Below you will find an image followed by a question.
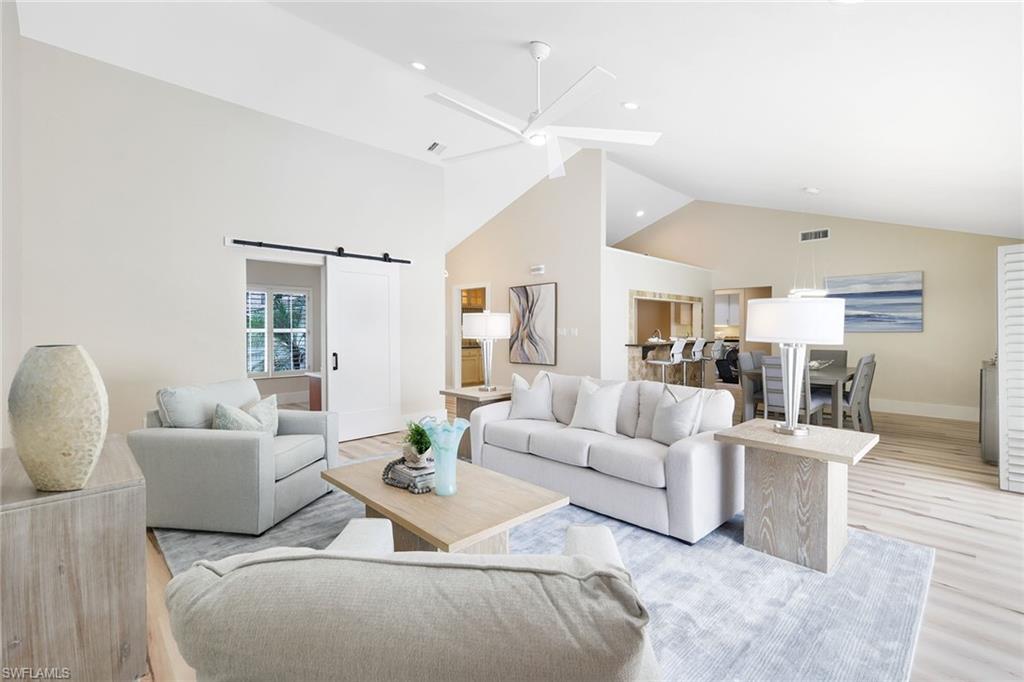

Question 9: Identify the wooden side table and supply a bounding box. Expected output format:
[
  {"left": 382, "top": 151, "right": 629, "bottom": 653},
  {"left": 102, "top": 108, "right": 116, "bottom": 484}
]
[
  {"left": 715, "top": 419, "right": 879, "bottom": 573},
  {"left": 439, "top": 386, "right": 512, "bottom": 461},
  {"left": 1, "top": 436, "right": 147, "bottom": 680}
]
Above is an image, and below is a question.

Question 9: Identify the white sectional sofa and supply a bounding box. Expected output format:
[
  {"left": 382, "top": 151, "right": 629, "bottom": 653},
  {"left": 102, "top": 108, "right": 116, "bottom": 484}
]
[{"left": 471, "top": 373, "right": 744, "bottom": 543}]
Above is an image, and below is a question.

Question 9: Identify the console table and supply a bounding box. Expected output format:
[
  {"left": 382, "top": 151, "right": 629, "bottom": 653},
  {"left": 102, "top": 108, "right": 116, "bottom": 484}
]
[
  {"left": 715, "top": 419, "right": 878, "bottom": 573},
  {"left": 1, "top": 436, "right": 147, "bottom": 680}
]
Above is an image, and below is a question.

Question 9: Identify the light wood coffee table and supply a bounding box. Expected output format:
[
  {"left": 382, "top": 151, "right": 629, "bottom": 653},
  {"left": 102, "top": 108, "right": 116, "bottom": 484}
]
[
  {"left": 322, "top": 459, "right": 569, "bottom": 554},
  {"left": 715, "top": 419, "right": 879, "bottom": 573}
]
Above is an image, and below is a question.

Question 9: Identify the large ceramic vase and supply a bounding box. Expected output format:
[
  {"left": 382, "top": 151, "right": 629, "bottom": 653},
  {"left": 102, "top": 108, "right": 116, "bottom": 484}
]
[
  {"left": 421, "top": 417, "right": 469, "bottom": 496},
  {"left": 8, "top": 345, "right": 109, "bottom": 491}
]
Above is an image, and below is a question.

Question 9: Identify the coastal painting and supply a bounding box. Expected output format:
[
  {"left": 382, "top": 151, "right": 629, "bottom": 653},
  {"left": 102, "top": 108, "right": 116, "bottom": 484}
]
[
  {"left": 509, "top": 282, "right": 557, "bottom": 365},
  {"left": 825, "top": 271, "right": 923, "bottom": 332}
]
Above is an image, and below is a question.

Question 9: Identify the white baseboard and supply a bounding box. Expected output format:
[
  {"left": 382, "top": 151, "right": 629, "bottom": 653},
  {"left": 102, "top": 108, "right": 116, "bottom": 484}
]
[
  {"left": 402, "top": 408, "right": 447, "bottom": 425},
  {"left": 871, "top": 398, "right": 978, "bottom": 422},
  {"left": 272, "top": 390, "right": 307, "bottom": 405}
]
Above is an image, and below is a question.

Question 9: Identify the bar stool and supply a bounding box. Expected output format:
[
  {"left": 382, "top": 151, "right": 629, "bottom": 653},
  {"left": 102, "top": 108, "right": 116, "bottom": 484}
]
[
  {"left": 646, "top": 338, "right": 685, "bottom": 383},
  {"left": 679, "top": 337, "right": 707, "bottom": 387}
]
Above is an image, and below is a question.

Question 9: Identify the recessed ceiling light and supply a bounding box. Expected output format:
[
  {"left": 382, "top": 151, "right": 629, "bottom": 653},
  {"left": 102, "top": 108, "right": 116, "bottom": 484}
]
[
  {"left": 410, "top": 62, "right": 427, "bottom": 71},
  {"left": 803, "top": 186, "right": 821, "bottom": 195},
  {"left": 528, "top": 133, "right": 547, "bottom": 147},
  {"left": 636, "top": 209, "right": 646, "bottom": 217},
  {"left": 622, "top": 102, "right": 640, "bottom": 111}
]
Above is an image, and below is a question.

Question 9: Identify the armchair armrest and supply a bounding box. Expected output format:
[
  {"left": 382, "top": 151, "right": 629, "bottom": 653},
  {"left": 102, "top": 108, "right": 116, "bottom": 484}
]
[
  {"left": 325, "top": 518, "right": 394, "bottom": 554},
  {"left": 127, "top": 427, "right": 275, "bottom": 534},
  {"left": 563, "top": 524, "right": 626, "bottom": 571},
  {"left": 664, "top": 430, "right": 744, "bottom": 543},
  {"left": 278, "top": 409, "right": 340, "bottom": 468},
  {"left": 469, "top": 400, "right": 513, "bottom": 465}
]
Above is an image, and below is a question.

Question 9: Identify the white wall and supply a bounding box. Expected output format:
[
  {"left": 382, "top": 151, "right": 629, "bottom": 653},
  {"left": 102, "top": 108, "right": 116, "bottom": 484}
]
[
  {"left": 1, "top": 2, "right": 22, "bottom": 446},
  {"left": 600, "top": 247, "right": 713, "bottom": 380},
  {"left": 7, "top": 38, "right": 445, "bottom": 435}
]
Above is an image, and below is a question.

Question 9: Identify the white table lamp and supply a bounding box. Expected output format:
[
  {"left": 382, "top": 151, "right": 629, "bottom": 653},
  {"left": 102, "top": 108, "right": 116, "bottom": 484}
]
[
  {"left": 746, "top": 297, "right": 845, "bottom": 436},
  {"left": 462, "top": 311, "right": 511, "bottom": 392}
]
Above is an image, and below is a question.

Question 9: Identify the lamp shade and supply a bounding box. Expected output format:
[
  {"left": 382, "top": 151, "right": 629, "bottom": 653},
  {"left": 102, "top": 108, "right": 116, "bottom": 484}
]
[
  {"left": 462, "top": 311, "right": 511, "bottom": 340},
  {"left": 746, "top": 297, "right": 845, "bottom": 345}
]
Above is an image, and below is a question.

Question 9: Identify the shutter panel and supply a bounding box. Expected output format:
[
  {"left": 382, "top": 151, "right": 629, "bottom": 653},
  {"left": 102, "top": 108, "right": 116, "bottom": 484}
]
[{"left": 998, "top": 244, "right": 1024, "bottom": 493}]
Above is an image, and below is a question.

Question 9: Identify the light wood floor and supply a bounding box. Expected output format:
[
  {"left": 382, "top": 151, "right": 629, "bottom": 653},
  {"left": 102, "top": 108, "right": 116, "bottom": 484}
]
[{"left": 143, "top": 415, "right": 1023, "bottom": 681}]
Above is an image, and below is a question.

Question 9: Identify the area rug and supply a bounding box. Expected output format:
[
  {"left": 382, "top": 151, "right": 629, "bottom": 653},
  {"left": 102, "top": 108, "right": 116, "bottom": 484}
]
[{"left": 154, "top": 490, "right": 933, "bottom": 682}]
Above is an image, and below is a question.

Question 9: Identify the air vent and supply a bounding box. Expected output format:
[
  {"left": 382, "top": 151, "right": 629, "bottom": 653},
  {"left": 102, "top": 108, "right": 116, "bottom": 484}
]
[
  {"left": 426, "top": 141, "right": 447, "bottom": 155},
  {"left": 799, "top": 228, "right": 830, "bottom": 242}
]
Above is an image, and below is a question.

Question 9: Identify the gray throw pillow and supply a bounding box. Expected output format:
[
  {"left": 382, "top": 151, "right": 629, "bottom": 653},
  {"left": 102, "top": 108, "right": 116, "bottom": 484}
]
[
  {"left": 509, "top": 373, "right": 555, "bottom": 421},
  {"left": 651, "top": 387, "right": 703, "bottom": 445},
  {"left": 212, "top": 403, "right": 264, "bottom": 432},
  {"left": 569, "top": 379, "right": 625, "bottom": 436}
]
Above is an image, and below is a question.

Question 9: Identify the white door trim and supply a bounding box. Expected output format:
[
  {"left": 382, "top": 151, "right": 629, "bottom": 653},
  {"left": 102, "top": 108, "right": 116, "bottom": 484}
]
[{"left": 451, "top": 282, "right": 491, "bottom": 389}]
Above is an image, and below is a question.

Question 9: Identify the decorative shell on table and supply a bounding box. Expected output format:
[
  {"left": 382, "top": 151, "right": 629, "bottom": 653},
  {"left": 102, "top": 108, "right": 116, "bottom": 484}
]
[
  {"left": 402, "top": 444, "right": 433, "bottom": 469},
  {"left": 8, "top": 345, "right": 109, "bottom": 491}
]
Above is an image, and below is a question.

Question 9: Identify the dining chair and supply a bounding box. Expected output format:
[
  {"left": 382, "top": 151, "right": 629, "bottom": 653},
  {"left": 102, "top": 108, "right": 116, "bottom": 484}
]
[
  {"left": 751, "top": 350, "right": 767, "bottom": 368},
  {"left": 738, "top": 351, "right": 763, "bottom": 416},
  {"left": 814, "top": 353, "right": 875, "bottom": 432},
  {"left": 761, "top": 356, "right": 828, "bottom": 425},
  {"left": 646, "top": 338, "right": 686, "bottom": 383},
  {"left": 809, "top": 349, "right": 848, "bottom": 368}
]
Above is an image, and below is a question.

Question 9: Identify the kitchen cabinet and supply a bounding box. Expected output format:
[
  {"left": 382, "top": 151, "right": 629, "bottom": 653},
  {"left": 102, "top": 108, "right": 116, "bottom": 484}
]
[
  {"left": 462, "top": 347, "right": 484, "bottom": 386},
  {"left": 715, "top": 293, "right": 741, "bottom": 326}
]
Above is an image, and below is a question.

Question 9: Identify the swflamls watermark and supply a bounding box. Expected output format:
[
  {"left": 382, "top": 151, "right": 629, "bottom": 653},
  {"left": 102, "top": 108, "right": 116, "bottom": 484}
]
[{"left": 1, "top": 668, "right": 71, "bottom": 680}]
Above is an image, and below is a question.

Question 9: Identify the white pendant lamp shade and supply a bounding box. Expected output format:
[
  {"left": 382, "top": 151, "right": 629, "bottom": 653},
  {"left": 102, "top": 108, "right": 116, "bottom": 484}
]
[
  {"left": 746, "top": 297, "right": 845, "bottom": 345},
  {"left": 462, "top": 311, "right": 511, "bottom": 340}
]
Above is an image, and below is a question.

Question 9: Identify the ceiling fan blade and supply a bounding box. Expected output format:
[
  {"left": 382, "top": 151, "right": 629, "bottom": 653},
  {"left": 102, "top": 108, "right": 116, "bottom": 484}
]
[
  {"left": 523, "top": 66, "right": 616, "bottom": 135},
  {"left": 546, "top": 125, "right": 662, "bottom": 146},
  {"left": 546, "top": 135, "right": 565, "bottom": 179},
  {"left": 426, "top": 92, "right": 525, "bottom": 141},
  {"left": 442, "top": 141, "right": 524, "bottom": 163}
]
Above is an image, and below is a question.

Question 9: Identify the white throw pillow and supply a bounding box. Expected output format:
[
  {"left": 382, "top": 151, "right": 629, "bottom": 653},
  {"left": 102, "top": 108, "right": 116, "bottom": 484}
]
[
  {"left": 211, "top": 394, "right": 278, "bottom": 435},
  {"left": 244, "top": 394, "right": 279, "bottom": 435},
  {"left": 569, "top": 379, "right": 625, "bottom": 436},
  {"left": 509, "top": 373, "right": 555, "bottom": 421},
  {"left": 651, "top": 387, "right": 703, "bottom": 445}
]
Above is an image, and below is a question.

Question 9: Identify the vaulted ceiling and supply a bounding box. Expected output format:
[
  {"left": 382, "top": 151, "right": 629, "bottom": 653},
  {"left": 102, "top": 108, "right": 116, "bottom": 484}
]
[{"left": 279, "top": 1, "right": 1022, "bottom": 239}]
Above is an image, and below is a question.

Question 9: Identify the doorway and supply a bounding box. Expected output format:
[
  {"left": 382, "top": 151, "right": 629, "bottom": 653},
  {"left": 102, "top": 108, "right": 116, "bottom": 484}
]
[{"left": 451, "top": 284, "right": 490, "bottom": 388}]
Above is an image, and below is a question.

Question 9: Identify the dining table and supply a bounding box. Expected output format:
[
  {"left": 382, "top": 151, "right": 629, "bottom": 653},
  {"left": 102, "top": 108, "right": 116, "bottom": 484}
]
[{"left": 740, "top": 364, "right": 856, "bottom": 428}]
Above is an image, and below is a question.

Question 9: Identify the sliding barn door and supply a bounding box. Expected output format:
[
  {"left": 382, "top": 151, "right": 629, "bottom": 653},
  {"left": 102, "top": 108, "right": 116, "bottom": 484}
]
[
  {"left": 998, "top": 244, "right": 1024, "bottom": 493},
  {"left": 325, "top": 258, "right": 401, "bottom": 441}
]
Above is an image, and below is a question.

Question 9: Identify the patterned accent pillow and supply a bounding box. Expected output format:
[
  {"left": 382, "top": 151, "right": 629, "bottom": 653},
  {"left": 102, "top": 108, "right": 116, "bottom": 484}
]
[{"left": 212, "top": 403, "right": 264, "bottom": 432}]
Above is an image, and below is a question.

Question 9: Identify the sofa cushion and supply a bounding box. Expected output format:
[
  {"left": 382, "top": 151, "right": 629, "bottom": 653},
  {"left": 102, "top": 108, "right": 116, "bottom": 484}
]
[
  {"left": 589, "top": 438, "right": 669, "bottom": 488},
  {"left": 509, "top": 373, "right": 555, "bottom": 421},
  {"left": 484, "top": 419, "right": 565, "bottom": 453},
  {"left": 530, "top": 427, "right": 624, "bottom": 468},
  {"left": 157, "top": 379, "right": 261, "bottom": 428},
  {"left": 569, "top": 379, "right": 625, "bottom": 436},
  {"left": 541, "top": 372, "right": 582, "bottom": 425},
  {"left": 273, "top": 434, "right": 326, "bottom": 481}
]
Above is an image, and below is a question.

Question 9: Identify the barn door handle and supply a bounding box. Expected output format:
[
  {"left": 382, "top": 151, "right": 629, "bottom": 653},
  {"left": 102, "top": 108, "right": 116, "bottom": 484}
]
[{"left": 332, "top": 353, "right": 339, "bottom": 371}]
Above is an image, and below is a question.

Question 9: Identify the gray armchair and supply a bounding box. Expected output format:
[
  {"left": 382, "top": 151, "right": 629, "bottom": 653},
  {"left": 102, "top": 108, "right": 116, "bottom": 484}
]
[{"left": 128, "top": 379, "right": 339, "bottom": 535}]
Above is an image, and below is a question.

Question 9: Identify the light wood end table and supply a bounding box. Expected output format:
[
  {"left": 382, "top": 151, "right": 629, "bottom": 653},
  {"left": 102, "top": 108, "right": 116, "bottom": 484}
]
[
  {"left": 322, "top": 459, "right": 567, "bottom": 553},
  {"left": 439, "top": 386, "right": 512, "bottom": 460},
  {"left": 715, "top": 419, "right": 879, "bottom": 572}
]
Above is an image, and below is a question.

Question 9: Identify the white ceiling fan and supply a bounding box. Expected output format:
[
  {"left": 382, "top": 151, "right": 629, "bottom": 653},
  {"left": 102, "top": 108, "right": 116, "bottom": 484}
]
[{"left": 426, "top": 41, "right": 662, "bottom": 178}]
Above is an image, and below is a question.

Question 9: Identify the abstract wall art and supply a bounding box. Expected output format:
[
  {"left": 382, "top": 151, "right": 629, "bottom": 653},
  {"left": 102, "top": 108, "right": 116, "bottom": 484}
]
[
  {"left": 509, "top": 282, "right": 557, "bottom": 365},
  {"left": 824, "top": 271, "right": 923, "bottom": 332}
]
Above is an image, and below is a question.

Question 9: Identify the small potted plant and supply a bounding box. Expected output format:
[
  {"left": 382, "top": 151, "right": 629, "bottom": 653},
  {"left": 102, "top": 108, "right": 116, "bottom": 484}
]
[{"left": 402, "top": 421, "right": 433, "bottom": 469}]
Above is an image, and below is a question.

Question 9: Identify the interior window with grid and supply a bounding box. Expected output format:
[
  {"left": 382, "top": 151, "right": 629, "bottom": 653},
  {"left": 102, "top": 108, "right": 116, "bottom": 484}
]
[{"left": 246, "top": 289, "right": 308, "bottom": 376}]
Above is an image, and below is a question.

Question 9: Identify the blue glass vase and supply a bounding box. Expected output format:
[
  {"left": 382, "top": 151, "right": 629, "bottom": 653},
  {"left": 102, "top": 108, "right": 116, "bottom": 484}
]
[{"left": 421, "top": 417, "right": 469, "bottom": 496}]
